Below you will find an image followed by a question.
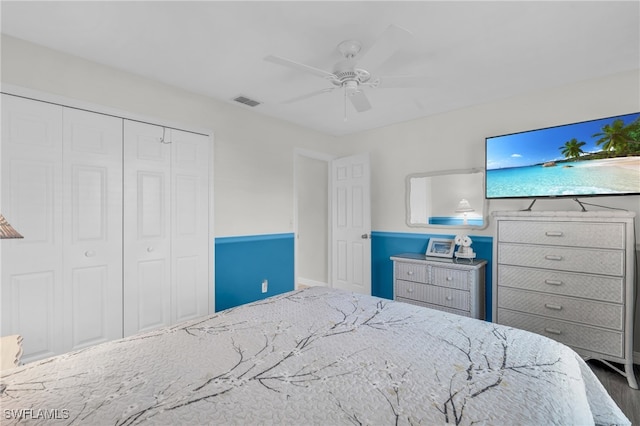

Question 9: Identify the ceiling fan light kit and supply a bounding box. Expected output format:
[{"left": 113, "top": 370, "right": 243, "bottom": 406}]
[
  {"left": 264, "top": 24, "right": 420, "bottom": 119},
  {"left": 337, "top": 39, "right": 362, "bottom": 58}
]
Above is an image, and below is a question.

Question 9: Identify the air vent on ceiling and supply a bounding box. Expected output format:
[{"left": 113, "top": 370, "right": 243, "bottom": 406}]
[{"left": 233, "top": 95, "right": 261, "bottom": 107}]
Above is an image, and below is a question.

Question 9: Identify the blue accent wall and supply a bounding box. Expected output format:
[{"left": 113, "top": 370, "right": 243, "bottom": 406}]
[
  {"left": 214, "top": 231, "right": 493, "bottom": 321},
  {"left": 372, "top": 231, "right": 494, "bottom": 321},
  {"left": 428, "top": 217, "right": 484, "bottom": 226},
  {"left": 215, "top": 233, "right": 294, "bottom": 311}
]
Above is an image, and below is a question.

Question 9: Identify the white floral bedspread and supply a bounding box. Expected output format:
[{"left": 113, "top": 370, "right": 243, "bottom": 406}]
[{"left": 0, "top": 287, "right": 629, "bottom": 425}]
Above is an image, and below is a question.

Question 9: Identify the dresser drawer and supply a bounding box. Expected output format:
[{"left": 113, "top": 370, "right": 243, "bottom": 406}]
[
  {"left": 498, "top": 287, "right": 623, "bottom": 330},
  {"left": 498, "top": 220, "right": 625, "bottom": 249},
  {"left": 396, "top": 280, "right": 469, "bottom": 312},
  {"left": 431, "top": 266, "right": 470, "bottom": 290},
  {"left": 497, "top": 265, "right": 624, "bottom": 303},
  {"left": 498, "top": 243, "right": 624, "bottom": 276},
  {"left": 497, "top": 309, "right": 624, "bottom": 358},
  {"left": 395, "top": 262, "right": 429, "bottom": 284}
]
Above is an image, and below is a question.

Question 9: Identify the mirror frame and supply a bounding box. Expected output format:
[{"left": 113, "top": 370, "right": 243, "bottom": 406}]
[{"left": 405, "top": 168, "right": 489, "bottom": 230}]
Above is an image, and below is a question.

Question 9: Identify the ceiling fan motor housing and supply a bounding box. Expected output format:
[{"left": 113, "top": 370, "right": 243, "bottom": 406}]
[{"left": 331, "top": 68, "right": 371, "bottom": 87}]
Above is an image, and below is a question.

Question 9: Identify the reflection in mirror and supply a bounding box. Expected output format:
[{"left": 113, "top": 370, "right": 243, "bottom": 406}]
[{"left": 407, "top": 168, "right": 487, "bottom": 229}]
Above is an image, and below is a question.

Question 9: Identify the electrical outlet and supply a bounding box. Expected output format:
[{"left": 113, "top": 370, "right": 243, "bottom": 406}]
[{"left": 261, "top": 279, "right": 268, "bottom": 293}]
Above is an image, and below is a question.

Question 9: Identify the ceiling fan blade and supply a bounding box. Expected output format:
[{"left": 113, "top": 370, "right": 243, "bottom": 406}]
[
  {"left": 375, "top": 75, "right": 427, "bottom": 89},
  {"left": 264, "top": 55, "right": 337, "bottom": 80},
  {"left": 349, "top": 90, "right": 372, "bottom": 112},
  {"left": 282, "top": 87, "right": 336, "bottom": 104},
  {"left": 356, "top": 24, "right": 413, "bottom": 74}
]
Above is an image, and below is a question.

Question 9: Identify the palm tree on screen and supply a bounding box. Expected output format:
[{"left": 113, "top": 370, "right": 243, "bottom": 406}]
[
  {"left": 625, "top": 117, "right": 640, "bottom": 154},
  {"left": 593, "top": 118, "right": 632, "bottom": 156},
  {"left": 559, "top": 138, "right": 586, "bottom": 160}
]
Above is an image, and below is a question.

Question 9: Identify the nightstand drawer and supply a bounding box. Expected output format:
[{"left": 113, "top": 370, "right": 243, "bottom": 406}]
[
  {"left": 497, "top": 309, "right": 624, "bottom": 358},
  {"left": 498, "top": 220, "right": 625, "bottom": 249},
  {"left": 395, "top": 262, "right": 429, "bottom": 284},
  {"left": 497, "top": 265, "right": 624, "bottom": 303},
  {"left": 498, "top": 243, "right": 624, "bottom": 276},
  {"left": 396, "top": 280, "right": 469, "bottom": 311},
  {"left": 498, "top": 287, "right": 623, "bottom": 330},
  {"left": 431, "top": 266, "right": 470, "bottom": 290},
  {"left": 396, "top": 297, "right": 471, "bottom": 318}
]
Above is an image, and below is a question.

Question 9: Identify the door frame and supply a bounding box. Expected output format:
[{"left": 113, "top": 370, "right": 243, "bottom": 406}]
[{"left": 293, "top": 148, "right": 334, "bottom": 290}]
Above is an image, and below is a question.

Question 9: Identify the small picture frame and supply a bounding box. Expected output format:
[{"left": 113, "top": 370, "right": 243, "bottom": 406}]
[{"left": 426, "top": 238, "right": 455, "bottom": 258}]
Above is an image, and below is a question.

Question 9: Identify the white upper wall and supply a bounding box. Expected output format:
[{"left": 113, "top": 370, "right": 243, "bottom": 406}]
[
  {"left": 336, "top": 69, "right": 640, "bottom": 237},
  {"left": 2, "top": 35, "right": 639, "bottom": 238},
  {"left": 0, "top": 35, "right": 337, "bottom": 237}
]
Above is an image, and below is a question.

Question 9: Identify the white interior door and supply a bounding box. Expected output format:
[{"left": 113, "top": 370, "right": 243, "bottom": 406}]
[
  {"left": 331, "top": 153, "right": 371, "bottom": 294},
  {"left": 62, "top": 107, "right": 123, "bottom": 350},
  {"left": 170, "top": 128, "right": 209, "bottom": 324},
  {"left": 123, "top": 120, "right": 171, "bottom": 336},
  {"left": 1, "top": 94, "right": 64, "bottom": 362}
]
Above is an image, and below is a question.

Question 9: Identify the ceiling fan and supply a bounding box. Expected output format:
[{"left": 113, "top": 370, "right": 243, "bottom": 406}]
[{"left": 264, "top": 24, "right": 423, "bottom": 118}]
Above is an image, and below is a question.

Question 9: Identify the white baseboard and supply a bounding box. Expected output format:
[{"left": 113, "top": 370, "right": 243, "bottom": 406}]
[{"left": 297, "top": 277, "right": 327, "bottom": 288}]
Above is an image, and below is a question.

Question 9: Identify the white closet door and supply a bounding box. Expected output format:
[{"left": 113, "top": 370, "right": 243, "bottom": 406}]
[
  {"left": 170, "top": 129, "right": 209, "bottom": 324},
  {"left": 123, "top": 120, "right": 172, "bottom": 336},
  {"left": 62, "top": 108, "right": 123, "bottom": 350},
  {"left": 1, "top": 94, "right": 64, "bottom": 362}
]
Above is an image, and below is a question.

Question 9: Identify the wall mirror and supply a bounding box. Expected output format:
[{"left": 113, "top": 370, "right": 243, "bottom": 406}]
[{"left": 406, "top": 168, "right": 488, "bottom": 229}]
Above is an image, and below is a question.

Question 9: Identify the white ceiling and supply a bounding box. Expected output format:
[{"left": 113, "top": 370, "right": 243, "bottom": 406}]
[{"left": 1, "top": 1, "right": 638, "bottom": 136}]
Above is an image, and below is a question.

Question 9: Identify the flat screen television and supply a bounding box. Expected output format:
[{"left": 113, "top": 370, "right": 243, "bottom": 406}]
[{"left": 485, "top": 112, "right": 640, "bottom": 199}]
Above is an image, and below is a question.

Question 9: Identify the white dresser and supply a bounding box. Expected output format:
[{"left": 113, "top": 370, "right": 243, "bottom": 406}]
[
  {"left": 492, "top": 210, "right": 638, "bottom": 388},
  {"left": 391, "top": 253, "right": 487, "bottom": 319}
]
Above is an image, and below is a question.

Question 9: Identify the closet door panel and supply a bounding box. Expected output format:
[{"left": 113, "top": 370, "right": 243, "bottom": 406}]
[
  {"left": 137, "top": 259, "right": 170, "bottom": 330},
  {"left": 175, "top": 255, "right": 199, "bottom": 319},
  {"left": 139, "top": 172, "right": 167, "bottom": 238},
  {"left": 63, "top": 107, "right": 123, "bottom": 351},
  {"left": 1, "top": 95, "right": 64, "bottom": 361},
  {"left": 9, "top": 273, "right": 56, "bottom": 361},
  {"left": 124, "top": 120, "right": 171, "bottom": 336},
  {"left": 10, "top": 160, "right": 56, "bottom": 243},
  {"left": 171, "top": 129, "right": 209, "bottom": 323},
  {"left": 70, "top": 266, "right": 108, "bottom": 347}
]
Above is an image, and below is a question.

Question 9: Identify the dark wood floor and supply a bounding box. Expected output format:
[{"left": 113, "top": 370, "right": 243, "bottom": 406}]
[{"left": 587, "top": 360, "right": 640, "bottom": 425}]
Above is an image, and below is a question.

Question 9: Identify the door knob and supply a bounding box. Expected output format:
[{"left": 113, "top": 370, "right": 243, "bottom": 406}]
[
  {"left": 84, "top": 250, "right": 95, "bottom": 258},
  {"left": 147, "top": 247, "right": 154, "bottom": 252},
  {"left": 361, "top": 233, "right": 371, "bottom": 239}
]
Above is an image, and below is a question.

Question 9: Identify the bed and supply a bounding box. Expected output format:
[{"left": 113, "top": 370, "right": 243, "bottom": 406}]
[{"left": 0, "top": 286, "right": 630, "bottom": 425}]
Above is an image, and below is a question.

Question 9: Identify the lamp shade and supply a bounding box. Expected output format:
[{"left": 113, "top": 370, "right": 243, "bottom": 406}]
[
  {"left": 455, "top": 199, "right": 474, "bottom": 213},
  {"left": 0, "top": 214, "right": 23, "bottom": 239}
]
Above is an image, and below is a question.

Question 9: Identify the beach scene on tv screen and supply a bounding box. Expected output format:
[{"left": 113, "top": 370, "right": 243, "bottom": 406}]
[{"left": 486, "top": 113, "right": 640, "bottom": 198}]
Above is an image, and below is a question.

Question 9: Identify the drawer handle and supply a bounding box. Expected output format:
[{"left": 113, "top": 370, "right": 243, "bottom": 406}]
[
  {"left": 445, "top": 296, "right": 453, "bottom": 301},
  {"left": 544, "top": 327, "right": 562, "bottom": 335},
  {"left": 545, "top": 231, "right": 564, "bottom": 237},
  {"left": 545, "top": 303, "right": 563, "bottom": 311},
  {"left": 406, "top": 288, "right": 414, "bottom": 293},
  {"left": 544, "top": 255, "right": 563, "bottom": 261},
  {"left": 446, "top": 276, "right": 453, "bottom": 281},
  {"left": 545, "top": 279, "right": 563, "bottom": 286},
  {"left": 406, "top": 271, "right": 414, "bottom": 276}
]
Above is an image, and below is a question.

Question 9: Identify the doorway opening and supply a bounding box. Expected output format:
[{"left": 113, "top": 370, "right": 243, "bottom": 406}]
[{"left": 294, "top": 149, "right": 331, "bottom": 290}]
